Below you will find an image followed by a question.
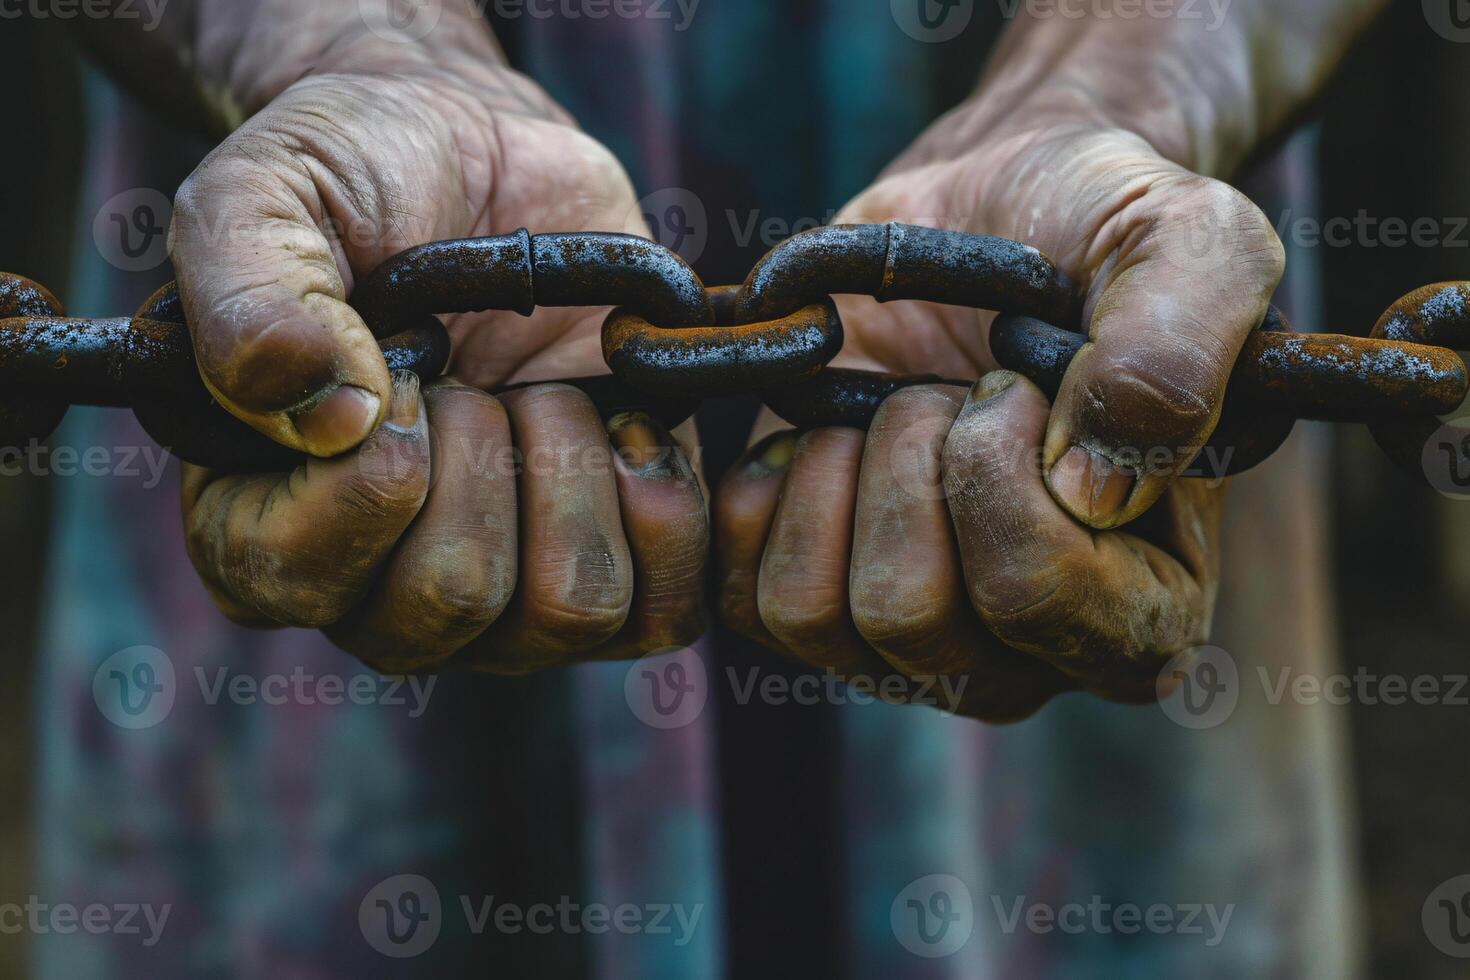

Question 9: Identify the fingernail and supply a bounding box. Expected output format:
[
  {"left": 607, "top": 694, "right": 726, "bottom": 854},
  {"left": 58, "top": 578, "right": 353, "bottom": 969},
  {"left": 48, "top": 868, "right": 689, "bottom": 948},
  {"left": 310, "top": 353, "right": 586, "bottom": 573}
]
[
  {"left": 746, "top": 431, "right": 798, "bottom": 476},
  {"left": 970, "top": 370, "right": 1019, "bottom": 403},
  {"left": 383, "top": 370, "right": 423, "bottom": 433},
  {"left": 292, "top": 384, "right": 381, "bottom": 455},
  {"left": 1046, "top": 445, "right": 1136, "bottom": 527},
  {"left": 608, "top": 411, "right": 676, "bottom": 475}
]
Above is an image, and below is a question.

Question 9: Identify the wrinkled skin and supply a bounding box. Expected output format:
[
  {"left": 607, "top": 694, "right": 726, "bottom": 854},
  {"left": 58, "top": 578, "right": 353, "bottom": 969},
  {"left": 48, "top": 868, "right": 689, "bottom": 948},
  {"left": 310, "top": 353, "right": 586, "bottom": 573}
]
[
  {"left": 173, "top": 39, "right": 709, "bottom": 673},
  {"left": 715, "top": 115, "right": 1283, "bottom": 720}
]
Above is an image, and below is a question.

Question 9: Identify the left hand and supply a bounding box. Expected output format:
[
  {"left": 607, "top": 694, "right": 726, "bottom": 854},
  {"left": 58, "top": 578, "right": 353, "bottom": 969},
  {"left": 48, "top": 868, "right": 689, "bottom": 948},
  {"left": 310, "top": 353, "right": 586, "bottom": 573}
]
[{"left": 714, "top": 115, "right": 1281, "bottom": 721}]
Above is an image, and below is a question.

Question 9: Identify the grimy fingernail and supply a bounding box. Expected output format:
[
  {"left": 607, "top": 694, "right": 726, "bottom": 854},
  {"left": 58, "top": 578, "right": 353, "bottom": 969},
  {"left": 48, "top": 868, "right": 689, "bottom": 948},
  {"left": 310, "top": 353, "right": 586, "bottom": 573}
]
[
  {"left": 608, "top": 411, "right": 675, "bottom": 474},
  {"left": 383, "top": 370, "right": 422, "bottom": 433},
  {"left": 1046, "top": 444, "right": 1136, "bottom": 528},
  {"left": 746, "top": 431, "right": 798, "bottom": 476},
  {"left": 969, "top": 370, "right": 1019, "bottom": 403},
  {"left": 291, "top": 384, "right": 381, "bottom": 456}
]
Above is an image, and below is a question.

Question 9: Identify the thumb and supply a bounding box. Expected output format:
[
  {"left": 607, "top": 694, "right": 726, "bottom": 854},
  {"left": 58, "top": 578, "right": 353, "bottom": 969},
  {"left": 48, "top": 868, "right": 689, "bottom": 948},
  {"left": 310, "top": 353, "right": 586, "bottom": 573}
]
[
  {"left": 1043, "top": 178, "right": 1284, "bottom": 529},
  {"left": 169, "top": 140, "right": 392, "bottom": 458}
]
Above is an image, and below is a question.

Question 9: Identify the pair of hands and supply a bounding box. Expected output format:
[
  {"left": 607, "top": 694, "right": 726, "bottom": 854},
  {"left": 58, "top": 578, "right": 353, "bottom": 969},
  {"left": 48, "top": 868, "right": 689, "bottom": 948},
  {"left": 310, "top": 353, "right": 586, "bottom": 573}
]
[{"left": 171, "top": 49, "right": 1283, "bottom": 719}]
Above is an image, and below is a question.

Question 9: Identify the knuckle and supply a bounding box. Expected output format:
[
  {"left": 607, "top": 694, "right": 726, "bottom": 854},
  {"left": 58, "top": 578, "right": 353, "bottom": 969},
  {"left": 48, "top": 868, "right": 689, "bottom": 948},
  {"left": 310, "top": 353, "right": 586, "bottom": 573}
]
[
  {"left": 871, "top": 385, "right": 961, "bottom": 435},
  {"left": 522, "top": 546, "right": 633, "bottom": 648},
  {"left": 523, "top": 591, "right": 630, "bottom": 649},
  {"left": 506, "top": 382, "right": 593, "bottom": 419},
  {"left": 968, "top": 563, "right": 1088, "bottom": 654},
  {"left": 850, "top": 582, "right": 949, "bottom": 653},
  {"left": 336, "top": 458, "right": 430, "bottom": 522},
  {"left": 395, "top": 548, "right": 514, "bottom": 641},
  {"left": 757, "top": 576, "right": 848, "bottom": 650},
  {"left": 1078, "top": 346, "right": 1221, "bottom": 448}
]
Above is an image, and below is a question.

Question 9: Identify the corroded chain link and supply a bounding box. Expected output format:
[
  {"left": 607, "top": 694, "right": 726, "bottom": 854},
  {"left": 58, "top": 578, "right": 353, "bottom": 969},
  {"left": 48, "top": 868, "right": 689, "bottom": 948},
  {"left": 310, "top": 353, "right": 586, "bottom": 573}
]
[{"left": 0, "top": 222, "right": 1464, "bottom": 483}]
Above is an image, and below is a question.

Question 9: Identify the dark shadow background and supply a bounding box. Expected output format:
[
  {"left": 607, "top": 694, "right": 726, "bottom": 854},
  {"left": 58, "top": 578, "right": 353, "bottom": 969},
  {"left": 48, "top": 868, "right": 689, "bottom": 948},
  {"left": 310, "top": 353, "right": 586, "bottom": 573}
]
[{"left": 1, "top": 3, "right": 1469, "bottom": 975}]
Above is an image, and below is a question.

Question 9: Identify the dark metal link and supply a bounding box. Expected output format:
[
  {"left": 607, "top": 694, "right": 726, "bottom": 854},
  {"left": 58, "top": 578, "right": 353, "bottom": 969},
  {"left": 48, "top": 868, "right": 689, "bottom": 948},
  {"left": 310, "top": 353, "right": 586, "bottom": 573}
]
[
  {"left": 0, "top": 224, "right": 1464, "bottom": 486},
  {"left": 735, "top": 221, "right": 1079, "bottom": 324},
  {"left": 604, "top": 294, "right": 843, "bottom": 398},
  {"left": 0, "top": 276, "right": 451, "bottom": 471},
  {"left": 1368, "top": 282, "right": 1470, "bottom": 476},
  {"left": 351, "top": 230, "right": 714, "bottom": 328},
  {"left": 989, "top": 304, "right": 1469, "bottom": 475}
]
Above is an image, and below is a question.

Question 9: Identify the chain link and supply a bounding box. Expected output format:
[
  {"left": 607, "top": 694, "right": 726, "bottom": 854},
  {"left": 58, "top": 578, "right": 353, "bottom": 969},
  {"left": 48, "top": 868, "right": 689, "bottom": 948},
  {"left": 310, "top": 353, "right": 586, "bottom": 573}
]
[{"left": 0, "top": 222, "right": 1464, "bottom": 482}]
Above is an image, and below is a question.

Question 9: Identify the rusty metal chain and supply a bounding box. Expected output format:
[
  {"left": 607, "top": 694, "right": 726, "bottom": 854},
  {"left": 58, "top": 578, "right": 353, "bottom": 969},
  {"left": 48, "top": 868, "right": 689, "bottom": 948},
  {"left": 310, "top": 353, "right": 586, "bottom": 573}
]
[{"left": 0, "top": 222, "right": 1465, "bottom": 483}]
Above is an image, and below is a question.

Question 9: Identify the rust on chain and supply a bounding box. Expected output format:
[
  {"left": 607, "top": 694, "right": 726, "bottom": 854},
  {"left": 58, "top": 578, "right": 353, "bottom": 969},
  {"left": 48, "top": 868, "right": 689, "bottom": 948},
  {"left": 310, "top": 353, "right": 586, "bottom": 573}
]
[
  {"left": 352, "top": 229, "right": 714, "bottom": 329},
  {"left": 734, "top": 221, "right": 1079, "bottom": 324},
  {"left": 1367, "top": 282, "right": 1470, "bottom": 476},
  {"left": 987, "top": 304, "right": 1470, "bottom": 476},
  {"left": 604, "top": 283, "right": 843, "bottom": 397},
  {"left": 0, "top": 276, "right": 450, "bottom": 470},
  {"left": 0, "top": 224, "right": 1467, "bottom": 483}
]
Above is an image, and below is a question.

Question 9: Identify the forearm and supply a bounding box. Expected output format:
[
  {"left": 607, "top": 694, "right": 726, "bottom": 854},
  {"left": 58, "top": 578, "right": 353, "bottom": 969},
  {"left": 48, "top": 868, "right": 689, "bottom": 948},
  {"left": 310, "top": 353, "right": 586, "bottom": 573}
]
[
  {"left": 73, "top": 0, "right": 516, "bottom": 134},
  {"left": 933, "top": 0, "right": 1388, "bottom": 177}
]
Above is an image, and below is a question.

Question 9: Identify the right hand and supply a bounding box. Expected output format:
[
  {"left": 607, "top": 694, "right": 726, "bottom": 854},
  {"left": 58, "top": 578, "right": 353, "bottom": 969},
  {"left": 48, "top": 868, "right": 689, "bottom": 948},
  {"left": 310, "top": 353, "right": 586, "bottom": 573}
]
[{"left": 172, "top": 56, "right": 708, "bottom": 674}]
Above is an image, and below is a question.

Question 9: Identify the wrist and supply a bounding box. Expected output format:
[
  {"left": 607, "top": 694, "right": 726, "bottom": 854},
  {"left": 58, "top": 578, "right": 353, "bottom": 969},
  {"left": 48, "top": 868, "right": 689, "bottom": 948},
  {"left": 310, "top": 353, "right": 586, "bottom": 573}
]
[
  {"left": 964, "top": 18, "right": 1254, "bottom": 177},
  {"left": 951, "top": 1, "right": 1385, "bottom": 179},
  {"left": 194, "top": 1, "right": 506, "bottom": 122}
]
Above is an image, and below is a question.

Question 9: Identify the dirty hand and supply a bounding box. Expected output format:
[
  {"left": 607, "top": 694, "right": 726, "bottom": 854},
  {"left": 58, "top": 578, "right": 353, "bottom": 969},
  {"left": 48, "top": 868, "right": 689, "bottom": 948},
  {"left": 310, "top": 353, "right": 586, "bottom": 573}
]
[
  {"left": 714, "top": 26, "right": 1302, "bottom": 719},
  {"left": 171, "top": 17, "right": 706, "bottom": 672}
]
